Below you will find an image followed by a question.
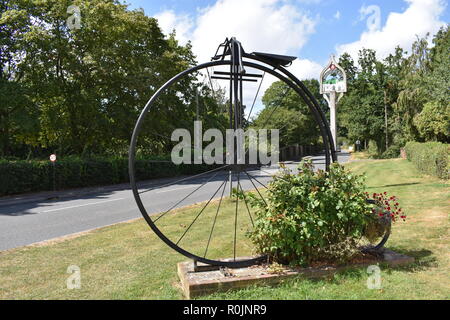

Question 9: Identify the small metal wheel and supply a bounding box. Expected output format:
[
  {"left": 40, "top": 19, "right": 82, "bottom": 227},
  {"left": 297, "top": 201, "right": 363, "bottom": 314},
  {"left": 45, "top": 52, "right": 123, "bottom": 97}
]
[{"left": 360, "top": 200, "right": 392, "bottom": 252}]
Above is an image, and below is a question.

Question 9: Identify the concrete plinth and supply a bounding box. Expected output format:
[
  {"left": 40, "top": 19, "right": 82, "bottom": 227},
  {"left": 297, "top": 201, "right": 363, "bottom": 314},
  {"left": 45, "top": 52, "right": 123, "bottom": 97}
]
[{"left": 177, "top": 249, "right": 414, "bottom": 299}]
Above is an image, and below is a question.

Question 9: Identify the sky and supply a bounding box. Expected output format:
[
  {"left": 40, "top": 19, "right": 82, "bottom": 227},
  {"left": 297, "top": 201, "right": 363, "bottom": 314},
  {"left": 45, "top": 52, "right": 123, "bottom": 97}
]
[{"left": 125, "top": 0, "right": 448, "bottom": 80}]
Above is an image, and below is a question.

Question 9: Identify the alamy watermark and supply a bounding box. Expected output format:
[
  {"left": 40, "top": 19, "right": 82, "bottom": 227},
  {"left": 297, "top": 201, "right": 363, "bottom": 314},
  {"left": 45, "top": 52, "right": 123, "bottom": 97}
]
[
  {"left": 360, "top": 5, "right": 381, "bottom": 31},
  {"left": 366, "top": 265, "right": 382, "bottom": 290},
  {"left": 66, "top": 265, "right": 81, "bottom": 289},
  {"left": 67, "top": 5, "right": 82, "bottom": 30},
  {"left": 171, "top": 121, "right": 279, "bottom": 165}
]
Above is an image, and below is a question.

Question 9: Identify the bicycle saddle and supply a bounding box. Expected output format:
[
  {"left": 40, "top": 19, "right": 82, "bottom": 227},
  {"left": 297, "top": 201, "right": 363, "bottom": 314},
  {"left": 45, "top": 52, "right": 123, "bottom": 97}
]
[{"left": 251, "top": 52, "right": 297, "bottom": 67}]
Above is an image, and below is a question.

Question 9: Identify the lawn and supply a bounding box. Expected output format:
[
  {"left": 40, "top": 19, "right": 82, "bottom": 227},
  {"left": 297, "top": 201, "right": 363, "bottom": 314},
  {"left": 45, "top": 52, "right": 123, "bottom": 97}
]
[
  {"left": 350, "top": 151, "right": 370, "bottom": 160},
  {"left": 0, "top": 159, "right": 448, "bottom": 299}
]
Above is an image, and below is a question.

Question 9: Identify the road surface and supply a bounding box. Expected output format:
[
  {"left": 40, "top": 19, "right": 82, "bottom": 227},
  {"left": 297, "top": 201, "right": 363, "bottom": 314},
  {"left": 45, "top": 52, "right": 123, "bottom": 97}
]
[{"left": 0, "top": 153, "right": 350, "bottom": 251}]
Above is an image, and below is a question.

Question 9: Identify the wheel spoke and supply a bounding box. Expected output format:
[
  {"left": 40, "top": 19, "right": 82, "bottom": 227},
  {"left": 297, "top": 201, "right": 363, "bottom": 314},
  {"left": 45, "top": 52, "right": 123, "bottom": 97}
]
[
  {"left": 203, "top": 178, "right": 228, "bottom": 258},
  {"left": 244, "top": 171, "right": 267, "bottom": 206},
  {"left": 238, "top": 177, "right": 254, "bottom": 226},
  {"left": 246, "top": 72, "right": 265, "bottom": 123},
  {"left": 257, "top": 167, "right": 292, "bottom": 184},
  {"left": 176, "top": 178, "right": 227, "bottom": 246},
  {"left": 153, "top": 170, "right": 221, "bottom": 223},
  {"left": 259, "top": 87, "right": 291, "bottom": 129},
  {"left": 244, "top": 171, "right": 268, "bottom": 189},
  {"left": 138, "top": 164, "right": 231, "bottom": 195},
  {"left": 206, "top": 67, "right": 215, "bottom": 95}
]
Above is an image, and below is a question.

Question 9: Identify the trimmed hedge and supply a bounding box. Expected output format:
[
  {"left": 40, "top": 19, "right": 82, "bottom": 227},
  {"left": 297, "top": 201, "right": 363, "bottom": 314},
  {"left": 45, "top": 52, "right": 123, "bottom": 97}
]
[
  {"left": 404, "top": 142, "right": 449, "bottom": 179},
  {"left": 0, "top": 157, "right": 218, "bottom": 196}
]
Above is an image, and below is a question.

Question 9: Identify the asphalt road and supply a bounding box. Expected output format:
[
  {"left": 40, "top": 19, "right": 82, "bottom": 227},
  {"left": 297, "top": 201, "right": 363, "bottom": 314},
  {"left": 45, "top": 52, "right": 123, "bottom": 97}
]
[{"left": 0, "top": 153, "right": 350, "bottom": 251}]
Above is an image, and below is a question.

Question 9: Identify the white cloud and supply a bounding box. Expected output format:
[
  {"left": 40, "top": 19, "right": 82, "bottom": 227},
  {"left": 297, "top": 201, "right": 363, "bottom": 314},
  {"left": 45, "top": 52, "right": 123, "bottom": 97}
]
[
  {"left": 152, "top": 0, "right": 322, "bottom": 117},
  {"left": 154, "top": 10, "right": 194, "bottom": 46},
  {"left": 191, "top": 0, "right": 317, "bottom": 63},
  {"left": 290, "top": 58, "right": 323, "bottom": 80},
  {"left": 152, "top": 0, "right": 318, "bottom": 64},
  {"left": 334, "top": 10, "right": 341, "bottom": 20},
  {"left": 337, "top": 0, "right": 447, "bottom": 60}
]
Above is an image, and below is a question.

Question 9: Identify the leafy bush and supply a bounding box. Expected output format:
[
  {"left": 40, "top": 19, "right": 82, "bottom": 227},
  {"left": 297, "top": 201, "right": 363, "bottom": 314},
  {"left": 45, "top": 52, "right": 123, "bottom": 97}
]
[
  {"left": 246, "top": 161, "right": 374, "bottom": 266},
  {"left": 381, "top": 145, "right": 401, "bottom": 159},
  {"left": 0, "top": 156, "right": 217, "bottom": 196},
  {"left": 367, "top": 140, "right": 380, "bottom": 159},
  {"left": 404, "top": 142, "right": 449, "bottom": 179}
]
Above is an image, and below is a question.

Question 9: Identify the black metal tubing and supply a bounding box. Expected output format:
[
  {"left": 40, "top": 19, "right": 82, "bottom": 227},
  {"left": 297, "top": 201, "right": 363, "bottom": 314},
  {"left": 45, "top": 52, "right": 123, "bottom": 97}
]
[
  {"left": 214, "top": 71, "right": 263, "bottom": 78},
  {"left": 129, "top": 58, "right": 336, "bottom": 268},
  {"left": 211, "top": 76, "right": 257, "bottom": 82}
]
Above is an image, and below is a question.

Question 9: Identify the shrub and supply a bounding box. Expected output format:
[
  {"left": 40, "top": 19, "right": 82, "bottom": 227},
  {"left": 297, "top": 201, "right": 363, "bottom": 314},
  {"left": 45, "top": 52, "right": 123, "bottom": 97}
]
[
  {"left": 381, "top": 145, "right": 401, "bottom": 159},
  {"left": 246, "top": 162, "right": 406, "bottom": 266},
  {"left": 367, "top": 140, "right": 380, "bottom": 159},
  {"left": 0, "top": 156, "right": 217, "bottom": 196},
  {"left": 404, "top": 142, "right": 449, "bottom": 179},
  {"left": 246, "top": 161, "right": 373, "bottom": 266}
]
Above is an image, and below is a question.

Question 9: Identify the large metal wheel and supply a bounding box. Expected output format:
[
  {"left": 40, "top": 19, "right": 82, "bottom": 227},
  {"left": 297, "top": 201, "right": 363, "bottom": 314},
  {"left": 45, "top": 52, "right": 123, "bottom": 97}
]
[{"left": 129, "top": 54, "right": 336, "bottom": 268}]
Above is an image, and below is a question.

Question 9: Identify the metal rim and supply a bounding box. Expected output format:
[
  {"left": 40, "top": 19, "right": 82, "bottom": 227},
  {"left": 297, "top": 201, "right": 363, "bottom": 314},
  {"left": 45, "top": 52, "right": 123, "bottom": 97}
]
[
  {"left": 129, "top": 58, "right": 335, "bottom": 267},
  {"left": 360, "top": 214, "right": 392, "bottom": 252}
]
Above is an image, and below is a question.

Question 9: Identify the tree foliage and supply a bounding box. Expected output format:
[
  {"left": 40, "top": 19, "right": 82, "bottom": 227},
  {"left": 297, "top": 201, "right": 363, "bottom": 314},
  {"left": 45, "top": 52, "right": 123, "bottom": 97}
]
[
  {"left": 0, "top": 0, "right": 225, "bottom": 158},
  {"left": 252, "top": 79, "right": 323, "bottom": 147},
  {"left": 1, "top": 1, "right": 448, "bottom": 160},
  {"left": 338, "top": 26, "right": 449, "bottom": 157}
]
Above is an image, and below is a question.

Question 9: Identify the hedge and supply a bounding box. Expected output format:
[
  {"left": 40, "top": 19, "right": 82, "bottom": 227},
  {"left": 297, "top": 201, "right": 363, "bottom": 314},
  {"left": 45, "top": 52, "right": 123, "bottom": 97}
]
[
  {"left": 0, "top": 157, "right": 218, "bottom": 196},
  {"left": 404, "top": 142, "right": 449, "bottom": 179}
]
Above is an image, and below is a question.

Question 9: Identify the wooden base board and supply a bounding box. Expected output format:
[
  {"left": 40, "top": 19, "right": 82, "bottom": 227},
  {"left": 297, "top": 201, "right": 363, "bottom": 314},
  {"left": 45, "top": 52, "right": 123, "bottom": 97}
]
[{"left": 177, "top": 249, "right": 414, "bottom": 299}]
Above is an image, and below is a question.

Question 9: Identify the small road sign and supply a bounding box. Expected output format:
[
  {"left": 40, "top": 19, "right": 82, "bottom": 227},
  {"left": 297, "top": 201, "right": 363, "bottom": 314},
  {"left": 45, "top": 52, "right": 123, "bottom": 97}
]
[{"left": 50, "top": 154, "right": 57, "bottom": 162}]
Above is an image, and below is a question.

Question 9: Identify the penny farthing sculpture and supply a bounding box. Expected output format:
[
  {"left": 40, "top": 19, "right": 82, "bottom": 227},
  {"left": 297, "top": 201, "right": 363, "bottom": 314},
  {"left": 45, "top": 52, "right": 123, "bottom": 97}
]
[{"left": 129, "top": 38, "right": 337, "bottom": 268}]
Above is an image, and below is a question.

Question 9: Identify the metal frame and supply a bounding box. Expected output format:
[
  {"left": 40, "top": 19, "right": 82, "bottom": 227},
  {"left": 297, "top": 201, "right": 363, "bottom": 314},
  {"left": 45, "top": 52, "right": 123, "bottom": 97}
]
[{"left": 129, "top": 38, "right": 338, "bottom": 268}]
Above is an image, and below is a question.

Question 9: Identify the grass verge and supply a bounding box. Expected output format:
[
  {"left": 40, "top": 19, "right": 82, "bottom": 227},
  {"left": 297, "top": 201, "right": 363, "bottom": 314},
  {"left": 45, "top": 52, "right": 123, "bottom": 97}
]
[{"left": 0, "top": 159, "right": 448, "bottom": 299}]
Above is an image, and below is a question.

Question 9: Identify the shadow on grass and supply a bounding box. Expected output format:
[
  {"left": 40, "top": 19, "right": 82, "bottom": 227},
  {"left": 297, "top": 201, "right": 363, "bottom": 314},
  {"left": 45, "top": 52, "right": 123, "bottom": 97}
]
[
  {"left": 199, "top": 247, "right": 437, "bottom": 299},
  {"left": 383, "top": 247, "right": 437, "bottom": 273},
  {"left": 297, "top": 247, "right": 436, "bottom": 284},
  {"left": 374, "top": 182, "right": 421, "bottom": 188}
]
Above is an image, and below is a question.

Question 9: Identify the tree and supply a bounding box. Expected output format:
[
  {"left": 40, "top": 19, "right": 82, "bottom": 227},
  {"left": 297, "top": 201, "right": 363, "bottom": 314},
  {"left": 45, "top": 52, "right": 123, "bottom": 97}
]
[
  {"left": 0, "top": 0, "right": 39, "bottom": 156},
  {"left": 252, "top": 79, "right": 322, "bottom": 147},
  {"left": 416, "top": 25, "right": 450, "bottom": 143},
  {"left": 1, "top": 0, "right": 207, "bottom": 157},
  {"left": 414, "top": 101, "right": 449, "bottom": 142},
  {"left": 393, "top": 36, "right": 432, "bottom": 142},
  {"left": 338, "top": 49, "right": 386, "bottom": 153}
]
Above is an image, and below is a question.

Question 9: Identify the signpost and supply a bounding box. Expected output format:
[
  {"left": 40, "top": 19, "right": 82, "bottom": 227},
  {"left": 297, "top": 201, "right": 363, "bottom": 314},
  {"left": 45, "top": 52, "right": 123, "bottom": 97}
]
[
  {"left": 320, "top": 55, "right": 347, "bottom": 153},
  {"left": 50, "top": 154, "right": 56, "bottom": 192}
]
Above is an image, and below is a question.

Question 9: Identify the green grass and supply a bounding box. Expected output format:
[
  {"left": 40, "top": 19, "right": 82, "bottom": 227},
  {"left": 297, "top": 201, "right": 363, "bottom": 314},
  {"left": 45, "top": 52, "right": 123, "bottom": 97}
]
[
  {"left": 0, "top": 159, "right": 448, "bottom": 299},
  {"left": 350, "top": 151, "right": 370, "bottom": 160}
]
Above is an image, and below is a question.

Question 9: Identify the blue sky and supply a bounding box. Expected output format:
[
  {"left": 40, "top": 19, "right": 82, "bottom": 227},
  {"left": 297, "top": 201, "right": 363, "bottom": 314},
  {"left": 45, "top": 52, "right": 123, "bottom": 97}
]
[{"left": 125, "top": 0, "right": 448, "bottom": 79}]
